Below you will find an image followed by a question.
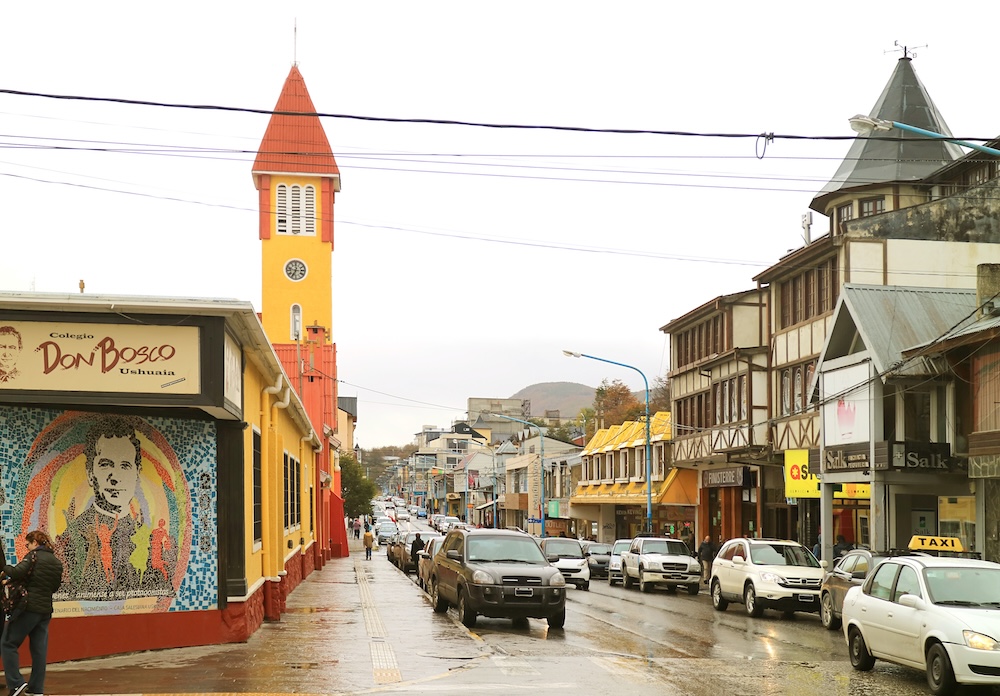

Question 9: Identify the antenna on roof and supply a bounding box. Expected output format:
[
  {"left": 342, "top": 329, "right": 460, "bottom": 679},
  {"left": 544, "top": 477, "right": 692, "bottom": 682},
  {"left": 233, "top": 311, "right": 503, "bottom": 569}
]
[
  {"left": 886, "top": 40, "right": 927, "bottom": 59},
  {"left": 801, "top": 212, "right": 813, "bottom": 245},
  {"left": 293, "top": 19, "right": 298, "bottom": 66}
]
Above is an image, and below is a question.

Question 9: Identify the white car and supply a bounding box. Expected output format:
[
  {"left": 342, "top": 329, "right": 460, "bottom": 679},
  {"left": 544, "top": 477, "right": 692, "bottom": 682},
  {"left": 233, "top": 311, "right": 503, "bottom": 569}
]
[
  {"left": 711, "top": 538, "right": 826, "bottom": 618},
  {"left": 607, "top": 538, "right": 632, "bottom": 586},
  {"left": 843, "top": 555, "right": 1000, "bottom": 694},
  {"left": 439, "top": 515, "right": 461, "bottom": 533},
  {"left": 539, "top": 537, "right": 591, "bottom": 590},
  {"left": 396, "top": 510, "right": 411, "bottom": 521}
]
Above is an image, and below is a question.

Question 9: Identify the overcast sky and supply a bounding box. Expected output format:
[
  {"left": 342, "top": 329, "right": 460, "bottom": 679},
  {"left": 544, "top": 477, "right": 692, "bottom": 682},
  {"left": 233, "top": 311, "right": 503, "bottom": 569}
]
[{"left": 1, "top": 3, "right": 992, "bottom": 447}]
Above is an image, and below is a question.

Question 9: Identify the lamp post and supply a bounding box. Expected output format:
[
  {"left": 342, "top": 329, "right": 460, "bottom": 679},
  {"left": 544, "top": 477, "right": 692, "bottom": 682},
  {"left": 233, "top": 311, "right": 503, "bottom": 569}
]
[
  {"left": 849, "top": 115, "right": 1000, "bottom": 157},
  {"left": 489, "top": 413, "right": 546, "bottom": 537},
  {"left": 563, "top": 350, "right": 653, "bottom": 534}
]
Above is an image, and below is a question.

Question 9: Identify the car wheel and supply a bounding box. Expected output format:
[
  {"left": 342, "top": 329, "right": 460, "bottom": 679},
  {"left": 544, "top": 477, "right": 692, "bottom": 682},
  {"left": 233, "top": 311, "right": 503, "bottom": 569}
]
[
  {"left": 548, "top": 608, "right": 566, "bottom": 629},
  {"left": 926, "top": 643, "right": 957, "bottom": 695},
  {"left": 623, "top": 569, "right": 635, "bottom": 589},
  {"left": 582, "top": 581, "right": 590, "bottom": 591},
  {"left": 848, "top": 627, "right": 876, "bottom": 671},
  {"left": 639, "top": 569, "right": 652, "bottom": 593},
  {"left": 457, "top": 589, "right": 477, "bottom": 629},
  {"left": 686, "top": 584, "right": 700, "bottom": 596},
  {"left": 431, "top": 579, "right": 449, "bottom": 613},
  {"left": 744, "top": 583, "right": 764, "bottom": 618},
  {"left": 820, "top": 592, "right": 841, "bottom": 630},
  {"left": 608, "top": 575, "right": 617, "bottom": 587},
  {"left": 711, "top": 579, "right": 728, "bottom": 611}
]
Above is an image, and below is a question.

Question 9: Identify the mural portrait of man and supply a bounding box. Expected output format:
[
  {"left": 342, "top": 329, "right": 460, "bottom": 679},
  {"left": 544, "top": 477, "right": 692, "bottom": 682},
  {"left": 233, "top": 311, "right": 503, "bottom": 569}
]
[
  {"left": 0, "top": 326, "right": 23, "bottom": 383},
  {"left": 56, "top": 416, "right": 181, "bottom": 602}
]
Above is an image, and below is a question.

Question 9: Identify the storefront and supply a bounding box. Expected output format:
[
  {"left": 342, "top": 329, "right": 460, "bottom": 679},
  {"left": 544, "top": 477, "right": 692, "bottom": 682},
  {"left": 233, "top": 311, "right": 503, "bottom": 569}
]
[{"left": 698, "top": 466, "right": 758, "bottom": 543}]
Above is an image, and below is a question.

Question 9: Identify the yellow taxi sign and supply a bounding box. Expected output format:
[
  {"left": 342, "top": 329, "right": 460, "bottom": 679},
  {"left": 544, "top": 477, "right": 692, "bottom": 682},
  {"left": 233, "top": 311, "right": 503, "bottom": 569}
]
[{"left": 908, "top": 535, "right": 964, "bottom": 552}]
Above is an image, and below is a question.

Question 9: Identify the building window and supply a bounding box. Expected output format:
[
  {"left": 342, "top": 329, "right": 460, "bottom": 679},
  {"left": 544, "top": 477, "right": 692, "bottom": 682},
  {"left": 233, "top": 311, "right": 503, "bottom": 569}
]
[
  {"left": 290, "top": 304, "right": 302, "bottom": 341},
  {"left": 969, "top": 164, "right": 990, "bottom": 187},
  {"left": 739, "top": 374, "right": 748, "bottom": 420},
  {"left": 729, "top": 378, "right": 738, "bottom": 423},
  {"left": 838, "top": 203, "right": 853, "bottom": 225},
  {"left": 253, "top": 429, "right": 262, "bottom": 544},
  {"left": 781, "top": 370, "right": 791, "bottom": 417},
  {"left": 860, "top": 197, "right": 885, "bottom": 217},
  {"left": 794, "top": 368, "right": 803, "bottom": 414},
  {"left": 283, "top": 452, "right": 290, "bottom": 529},
  {"left": 275, "top": 184, "right": 317, "bottom": 236}
]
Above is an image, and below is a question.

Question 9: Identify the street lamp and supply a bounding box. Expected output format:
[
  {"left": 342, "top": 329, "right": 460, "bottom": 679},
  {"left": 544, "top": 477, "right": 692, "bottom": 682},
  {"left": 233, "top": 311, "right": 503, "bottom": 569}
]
[
  {"left": 489, "top": 413, "right": 546, "bottom": 537},
  {"left": 848, "top": 115, "right": 1000, "bottom": 157},
  {"left": 563, "top": 350, "right": 653, "bottom": 534}
]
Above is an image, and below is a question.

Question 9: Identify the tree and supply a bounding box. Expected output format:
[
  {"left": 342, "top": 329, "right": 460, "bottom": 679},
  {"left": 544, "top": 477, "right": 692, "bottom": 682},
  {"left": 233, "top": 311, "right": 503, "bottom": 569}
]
[
  {"left": 340, "top": 451, "right": 377, "bottom": 519},
  {"left": 650, "top": 374, "right": 671, "bottom": 414},
  {"left": 593, "top": 378, "right": 642, "bottom": 427}
]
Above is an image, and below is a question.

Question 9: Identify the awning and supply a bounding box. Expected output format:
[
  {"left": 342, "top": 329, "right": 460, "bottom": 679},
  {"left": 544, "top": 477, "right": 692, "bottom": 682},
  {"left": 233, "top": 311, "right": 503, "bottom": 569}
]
[
  {"left": 475, "top": 500, "right": 499, "bottom": 511},
  {"left": 568, "top": 468, "right": 698, "bottom": 507}
]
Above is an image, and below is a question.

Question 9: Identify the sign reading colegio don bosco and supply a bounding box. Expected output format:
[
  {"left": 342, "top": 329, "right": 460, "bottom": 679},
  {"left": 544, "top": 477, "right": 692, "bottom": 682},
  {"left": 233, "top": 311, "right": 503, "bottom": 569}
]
[{"left": 0, "top": 321, "right": 200, "bottom": 394}]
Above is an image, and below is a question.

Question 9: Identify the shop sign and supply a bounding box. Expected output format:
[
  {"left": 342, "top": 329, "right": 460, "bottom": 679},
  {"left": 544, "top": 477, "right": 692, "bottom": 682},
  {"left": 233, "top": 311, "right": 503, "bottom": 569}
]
[
  {"left": 890, "top": 442, "right": 954, "bottom": 472},
  {"left": 823, "top": 443, "right": 874, "bottom": 472},
  {"left": 702, "top": 467, "right": 746, "bottom": 488},
  {"left": 787, "top": 448, "right": 870, "bottom": 499},
  {"left": 0, "top": 320, "right": 200, "bottom": 394}
]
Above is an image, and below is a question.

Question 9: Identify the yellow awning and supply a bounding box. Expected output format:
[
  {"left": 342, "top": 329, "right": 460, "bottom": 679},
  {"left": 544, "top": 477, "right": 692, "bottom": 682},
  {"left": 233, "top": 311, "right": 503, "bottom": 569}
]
[
  {"left": 655, "top": 468, "right": 698, "bottom": 506},
  {"left": 569, "top": 468, "right": 697, "bottom": 507}
]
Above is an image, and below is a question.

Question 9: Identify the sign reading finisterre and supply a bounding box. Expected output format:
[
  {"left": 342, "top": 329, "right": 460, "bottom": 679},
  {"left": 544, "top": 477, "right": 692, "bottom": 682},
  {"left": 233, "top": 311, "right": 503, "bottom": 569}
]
[{"left": 0, "top": 320, "right": 200, "bottom": 394}]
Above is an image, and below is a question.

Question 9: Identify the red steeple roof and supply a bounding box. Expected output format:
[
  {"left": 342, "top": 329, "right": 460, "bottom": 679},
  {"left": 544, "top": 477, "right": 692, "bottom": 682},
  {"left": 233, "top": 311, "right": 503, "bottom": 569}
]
[{"left": 253, "top": 65, "right": 340, "bottom": 180}]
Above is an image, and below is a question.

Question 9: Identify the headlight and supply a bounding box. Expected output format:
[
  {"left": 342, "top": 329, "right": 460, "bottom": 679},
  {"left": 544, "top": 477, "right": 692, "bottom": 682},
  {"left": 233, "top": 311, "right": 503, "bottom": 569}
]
[
  {"left": 964, "top": 631, "right": 1000, "bottom": 651},
  {"left": 471, "top": 569, "right": 496, "bottom": 585},
  {"left": 575, "top": 559, "right": 587, "bottom": 568},
  {"left": 549, "top": 573, "right": 566, "bottom": 587},
  {"left": 759, "top": 572, "right": 786, "bottom": 584},
  {"left": 647, "top": 562, "right": 661, "bottom": 571},
  {"left": 689, "top": 563, "right": 701, "bottom": 572}
]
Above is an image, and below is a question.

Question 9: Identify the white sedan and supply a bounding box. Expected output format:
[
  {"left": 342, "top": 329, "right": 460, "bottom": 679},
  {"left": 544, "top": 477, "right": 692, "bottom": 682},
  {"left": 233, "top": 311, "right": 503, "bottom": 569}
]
[{"left": 843, "top": 554, "right": 1000, "bottom": 695}]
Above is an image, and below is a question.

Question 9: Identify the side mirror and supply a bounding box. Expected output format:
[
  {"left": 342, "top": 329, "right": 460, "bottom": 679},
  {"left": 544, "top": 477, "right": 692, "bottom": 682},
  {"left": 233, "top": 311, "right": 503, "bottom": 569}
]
[
  {"left": 898, "top": 593, "right": 925, "bottom": 610},
  {"left": 547, "top": 554, "right": 559, "bottom": 563},
  {"left": 852, "top": 570, "right": 867, "bottom": 581},
  {"left": 446, "top": 549, "right": 462, "bottom": 561},
  {"left": 820, "top": 560, "right": 828, "bottom": 569},
  {"left": 733, "top": 556, "right": 746, "bottom": 565}
]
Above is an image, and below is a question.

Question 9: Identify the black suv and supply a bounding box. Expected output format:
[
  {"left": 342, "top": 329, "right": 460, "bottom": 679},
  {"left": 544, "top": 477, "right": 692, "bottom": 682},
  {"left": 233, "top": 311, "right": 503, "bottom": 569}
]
[{"left": 429, "top": 528, "right": 567, "bottom": 629}]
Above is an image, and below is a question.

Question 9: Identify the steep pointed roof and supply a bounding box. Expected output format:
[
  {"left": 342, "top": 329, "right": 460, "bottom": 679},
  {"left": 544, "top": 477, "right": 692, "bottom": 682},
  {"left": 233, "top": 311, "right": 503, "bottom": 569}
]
[
  {"left": 811, "top": 58, "right": 962, "bottom": 213},
  {"left": 253, "top": 65, "right": 340, "bottom": 182}
]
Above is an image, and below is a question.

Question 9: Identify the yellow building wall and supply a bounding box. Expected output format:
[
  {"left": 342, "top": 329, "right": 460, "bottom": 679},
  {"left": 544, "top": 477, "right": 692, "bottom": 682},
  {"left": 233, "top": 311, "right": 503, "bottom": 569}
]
[{"left": 261, "top": 175, "right": 333, "bottom": 342}]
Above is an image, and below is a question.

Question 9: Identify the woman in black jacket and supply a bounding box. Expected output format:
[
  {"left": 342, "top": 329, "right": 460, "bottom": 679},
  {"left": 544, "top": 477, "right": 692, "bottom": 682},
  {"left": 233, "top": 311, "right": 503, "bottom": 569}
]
[{"left": 1, "top": 530, "right": 63, "bottom": 696}]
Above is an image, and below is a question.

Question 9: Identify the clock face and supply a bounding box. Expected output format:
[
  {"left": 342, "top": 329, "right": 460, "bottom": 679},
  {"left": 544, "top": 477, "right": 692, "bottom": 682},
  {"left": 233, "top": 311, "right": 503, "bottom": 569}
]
[{"left": 285, "top": 259, "right": 307, "bottom": 281}]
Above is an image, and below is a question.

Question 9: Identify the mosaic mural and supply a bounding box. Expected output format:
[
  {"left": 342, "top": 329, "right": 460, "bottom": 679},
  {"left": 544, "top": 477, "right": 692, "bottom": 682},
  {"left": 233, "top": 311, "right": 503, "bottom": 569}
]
[{"left": 0, "top": 407, "right": 218, "bottom": 617}]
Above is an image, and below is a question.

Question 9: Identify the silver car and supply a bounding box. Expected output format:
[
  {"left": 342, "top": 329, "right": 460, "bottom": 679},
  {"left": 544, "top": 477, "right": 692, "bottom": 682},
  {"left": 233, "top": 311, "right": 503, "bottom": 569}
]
[{"left": 607, "top": 538, "right": 632, "bottom": 586}]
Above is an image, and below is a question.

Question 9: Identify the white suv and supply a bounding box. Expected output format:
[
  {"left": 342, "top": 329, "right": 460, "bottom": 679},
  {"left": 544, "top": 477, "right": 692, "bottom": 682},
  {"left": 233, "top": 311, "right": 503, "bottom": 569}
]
[{"left": 711, "top": 538, "right": 826, "bottom": 618}]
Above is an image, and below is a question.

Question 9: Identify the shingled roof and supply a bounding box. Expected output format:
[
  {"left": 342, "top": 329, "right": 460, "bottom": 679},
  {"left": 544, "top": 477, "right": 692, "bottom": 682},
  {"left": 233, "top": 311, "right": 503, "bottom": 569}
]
[
  {"left": 811, "top": 58, "right": 961, "bottom": 214},
  {"left": 252, "top": 66, "right": 340, "bottom": 182}
]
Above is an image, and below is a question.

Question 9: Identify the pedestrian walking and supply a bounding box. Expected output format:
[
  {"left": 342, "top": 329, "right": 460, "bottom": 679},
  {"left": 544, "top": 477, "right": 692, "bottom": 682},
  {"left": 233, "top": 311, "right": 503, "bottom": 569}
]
[
  {"left": 2, "top": 529, "right": 63, "bottom": 696},
  {"left": 410, "top": 533, "right": 425, "bottom": 570},
  {"left": 353, "top": 518, "right": 362, "bottom": 540},
  {"left": 697, "top": 535, "right": 716, "bottom": 585},
  {"left": 362, "top": 528, "right": 374, "bottom": 560}
]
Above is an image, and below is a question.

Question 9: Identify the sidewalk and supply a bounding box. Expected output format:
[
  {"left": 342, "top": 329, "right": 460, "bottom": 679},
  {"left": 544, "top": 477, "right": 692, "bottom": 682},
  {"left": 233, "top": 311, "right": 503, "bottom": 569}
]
[{"left": 45, "top": 533, "right": 488, "bottom": 695}]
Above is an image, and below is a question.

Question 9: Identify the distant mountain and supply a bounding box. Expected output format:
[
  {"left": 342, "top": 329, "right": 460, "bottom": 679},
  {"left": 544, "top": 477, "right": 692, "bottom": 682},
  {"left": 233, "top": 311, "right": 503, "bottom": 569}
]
[{"left": 510, "top": 382, "right": 595, "bottom": 420}]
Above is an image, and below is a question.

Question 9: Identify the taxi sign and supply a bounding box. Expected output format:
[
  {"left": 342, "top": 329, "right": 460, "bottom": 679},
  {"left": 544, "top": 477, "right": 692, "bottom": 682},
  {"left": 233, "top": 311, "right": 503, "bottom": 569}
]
[{"left": 908, "top": 535, "right": 964, "bottom": 552}]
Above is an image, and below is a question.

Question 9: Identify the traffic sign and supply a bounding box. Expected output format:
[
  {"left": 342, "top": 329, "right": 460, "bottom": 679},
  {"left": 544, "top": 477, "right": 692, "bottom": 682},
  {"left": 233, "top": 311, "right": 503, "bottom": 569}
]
[{"left": 527, "top": 517, "right": 542, "bottom": 523}]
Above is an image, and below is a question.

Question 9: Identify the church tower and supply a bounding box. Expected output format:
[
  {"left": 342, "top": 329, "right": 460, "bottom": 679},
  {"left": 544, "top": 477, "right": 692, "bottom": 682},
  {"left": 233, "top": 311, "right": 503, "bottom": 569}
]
[
  {"left": 253, "top": 65, "right": 340, "bottom": 343},
  {"left": 253, "top": 65, "right": 345, "bottom": 563}
]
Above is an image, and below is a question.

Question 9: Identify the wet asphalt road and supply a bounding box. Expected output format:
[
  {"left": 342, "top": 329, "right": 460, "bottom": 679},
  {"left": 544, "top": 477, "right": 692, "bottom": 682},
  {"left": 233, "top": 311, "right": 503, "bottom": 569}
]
[{"left": 41, "top": 520, "right": 1000, "bottom": 695}]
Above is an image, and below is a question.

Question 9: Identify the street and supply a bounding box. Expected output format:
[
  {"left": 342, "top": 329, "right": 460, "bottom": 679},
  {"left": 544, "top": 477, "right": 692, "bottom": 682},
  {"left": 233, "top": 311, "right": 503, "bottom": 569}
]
[{"left": 42, "top": 520, "right": 996, "bottom": 695}]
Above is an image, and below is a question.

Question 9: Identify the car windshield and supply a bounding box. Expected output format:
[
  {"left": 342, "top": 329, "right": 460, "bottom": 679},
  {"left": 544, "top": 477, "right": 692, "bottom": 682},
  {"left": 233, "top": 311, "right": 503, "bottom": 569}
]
[
  {"left": 467, "top": 536, "right": 547, "bottom": 563},
  {"left": 750, "top": 543, "right": 819, "bottom": 567},
  {"left": 444, "top": 517, "right": 460, "bottom": 525},
  {"left": 544, "top": 539, "right": 584, "bottom": 558},
  {"left": 611, "top": 541, "right": 631, "bottom": 555},
  {"left": 378, "top": 523, "right": 396, "bottom": 532},
  {"left": 641, "top": 540, "right": 690, "bottom": 556},
  {"left": 924, "top": 567, "right": 1000, "bottom": 606},
  {"left": 587, "top": 544, "right": 611, "bottom": 554}
]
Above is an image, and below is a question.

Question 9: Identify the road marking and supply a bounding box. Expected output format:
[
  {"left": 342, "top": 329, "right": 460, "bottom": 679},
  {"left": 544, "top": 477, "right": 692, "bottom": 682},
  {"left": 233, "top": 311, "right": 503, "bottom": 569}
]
[{"left": 491, "top": 655, "right": 540, "bottom": 675}]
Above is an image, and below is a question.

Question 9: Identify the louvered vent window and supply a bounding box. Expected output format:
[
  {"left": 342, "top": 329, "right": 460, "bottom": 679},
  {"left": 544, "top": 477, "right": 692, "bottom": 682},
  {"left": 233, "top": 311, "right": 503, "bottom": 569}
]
[
  {"left": 290, "top": 186, "right": 302, "bottom": 235},
  {"left": 276, "top": 185, "right": 288, "bottom": 234},
  {"left": 304, "top": 185, "right": 316, "bottom": 235}
]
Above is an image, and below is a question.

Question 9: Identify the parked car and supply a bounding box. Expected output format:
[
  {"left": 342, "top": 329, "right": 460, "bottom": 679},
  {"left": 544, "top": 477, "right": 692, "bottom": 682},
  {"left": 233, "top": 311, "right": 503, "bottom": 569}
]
[
  {"left": 429, "top": 527, "right": 567, "bottom": 628},
  {"left": 820, "top": 548, "right": 926, "bottom": 630},
  {"left": 607, "top": 538, "right": 632, "bottom": 586},
  {"left": 581, "top": 541, "right": 612, "bottom": 579},
  {"left": 620, "top": 536, "right": 700, "bottom": 594},
  {"left": 416, "top": 508, "right": 428, "bottom": 519},
  {"left": 539, "top": 537, "right": 591, "bottom": 590},
  {"left": 399, "top": 531, "right": 442, "bottom": 574},
  {"left": 376, "top": 521, "right": 398, "bottom": 545},
  {"left": 439, "top": 515, "right": 462, "bottom": 533},
  {"left": 843, "top": 555, "right": 1000, "bottom": 694},
  {"left": 431, "top": 514, "right": 445, "bottom": 530},
  {"left": 396, "top": 510, "right": 411, "bottom": 522},
  {"left": 711, "top": 538, "right": 826, "bottom": 618},
  {"left": 418, "top": 537, "right": 445, "bottom": 591}
]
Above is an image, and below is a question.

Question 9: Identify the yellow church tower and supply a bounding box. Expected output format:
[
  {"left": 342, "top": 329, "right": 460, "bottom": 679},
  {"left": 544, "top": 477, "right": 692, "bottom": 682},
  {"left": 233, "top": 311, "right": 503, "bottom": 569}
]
[{"left": 252, "top": 65, "right": 340, "bottom": 341}]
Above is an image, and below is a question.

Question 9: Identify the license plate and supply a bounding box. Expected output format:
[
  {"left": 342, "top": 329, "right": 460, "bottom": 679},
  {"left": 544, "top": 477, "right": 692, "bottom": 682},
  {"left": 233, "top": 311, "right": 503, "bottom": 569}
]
[
  {"left": 798, "top": 594, "right": 814, "bottom": 602},
  {"left": 515, "top": 587, "right": 533, "bottom": 597}
]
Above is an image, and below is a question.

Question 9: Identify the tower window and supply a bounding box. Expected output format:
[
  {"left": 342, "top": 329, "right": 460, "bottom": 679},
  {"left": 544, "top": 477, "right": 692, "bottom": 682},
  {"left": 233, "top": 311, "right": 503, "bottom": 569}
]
[
  {"left": 275, "top": 184, "right": 317, "bottom": 236},
  {"left": 291, "top": 304, "right": 302, "bottom": 341}
]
